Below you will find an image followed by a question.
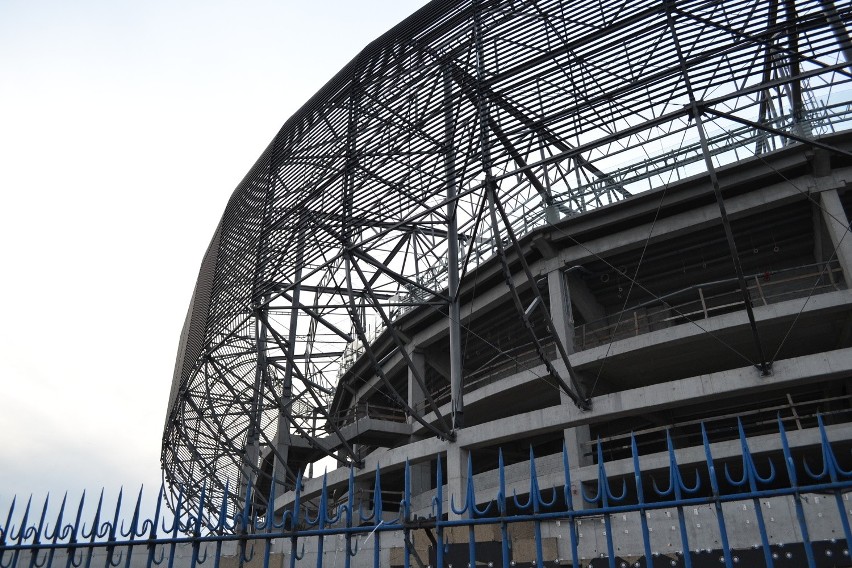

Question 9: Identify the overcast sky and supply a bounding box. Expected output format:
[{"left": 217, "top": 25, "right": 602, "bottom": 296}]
[{"left": 0, "top": 0, "right": 429, "bottom": 523}]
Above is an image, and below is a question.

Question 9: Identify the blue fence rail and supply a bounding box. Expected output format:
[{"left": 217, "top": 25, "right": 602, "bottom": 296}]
[{"left": 2, "top": 416, "right": 852, "bottom": 568}]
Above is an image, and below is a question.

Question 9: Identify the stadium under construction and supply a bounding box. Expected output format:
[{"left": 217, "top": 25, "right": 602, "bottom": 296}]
[{"left": 162, "top": 0, "right": 852, "bottom": 564}]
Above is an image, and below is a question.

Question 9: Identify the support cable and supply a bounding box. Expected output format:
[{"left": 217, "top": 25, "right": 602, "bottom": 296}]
[
  {"left": 342, "top": 251, "right": 454, "bottom": 441},
  {"left": 487, "top": 181, "right": 589, "bottom": 408},
  {"left": 771, "top": 233, "right": 848, "bottom": 362},
  {"left": 704, "top": 121, "right": 852, "bottom": 364},
  {"left": 347, "top": 254, "right": 453, "bottom": 429},
  {"left": 667, "top": 1, "right": 771, "bottom": 375},
  {"left": 586, "top": 126, "right": 689, "bottom": 399}
]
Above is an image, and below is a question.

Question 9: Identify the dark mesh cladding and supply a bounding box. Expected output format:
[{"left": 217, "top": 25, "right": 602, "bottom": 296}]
[
  {"left": 165, "top": 222, "right": 223, "bottom": 426},
  {"left": 161, "top": 0, "right": 852, "bottom": 520}
]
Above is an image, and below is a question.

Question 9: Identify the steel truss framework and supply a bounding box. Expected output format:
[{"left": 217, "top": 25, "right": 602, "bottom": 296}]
[{"left": 162, "top": 0, "right": 852, "bottom": 519}]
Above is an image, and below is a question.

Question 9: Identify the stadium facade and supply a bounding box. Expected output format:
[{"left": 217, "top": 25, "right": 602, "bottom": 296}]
[{"left": 162, "top": 0, "right": 852, "bottom": 563}]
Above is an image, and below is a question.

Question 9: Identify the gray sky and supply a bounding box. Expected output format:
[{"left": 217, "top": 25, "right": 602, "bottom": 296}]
[{"left": 0, "top": 0, "right": 429, "bottom": 521}]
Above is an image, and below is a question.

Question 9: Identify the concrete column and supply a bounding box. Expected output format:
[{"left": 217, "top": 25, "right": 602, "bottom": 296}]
[
  {"left": 564, "top": 425, "right": 593, "bottom": 468},
  {"left": 820, "top": 188, "right": 852, "bottom": 285},
  {"left": 446, "top": 444, "right": 470, "bottom": 520},
  {"left": 407, "top": 351, "right": 433, "bottom": 501},
  {"left": 410, "top": 460, "right": 432, "bottom": 497},
  {"left": 551, "top": 267, "right": 594, "bottom": 504},
  {"left": 564, "top": 425, "right": 593, "bottom": 510},
  {"left": 408, "top": 350, "right": 427, "bottom": 421},
  {"left": 548, "top": 268, "right": 574, "bottom": 354}
]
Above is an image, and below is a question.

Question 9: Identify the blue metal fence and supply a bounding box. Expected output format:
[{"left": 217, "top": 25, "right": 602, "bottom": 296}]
[{"left": 3, "top": 416, "right": 852, "bottom": 568}]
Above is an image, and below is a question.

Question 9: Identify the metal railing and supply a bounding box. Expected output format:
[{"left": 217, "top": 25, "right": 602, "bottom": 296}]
[
  {"left": 2, "top": 416, "right": 851, "bottom": 568},
  {"left": 332, "top": 402, "right": 409, "bottom": 428},
  {"left": 575, "top": 262, "right": 844, "bottom": 351}
]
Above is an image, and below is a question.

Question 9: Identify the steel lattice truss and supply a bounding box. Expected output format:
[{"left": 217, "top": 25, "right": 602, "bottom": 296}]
[{"left": 162, "top": 0, "right": 852, "bottom": 519}]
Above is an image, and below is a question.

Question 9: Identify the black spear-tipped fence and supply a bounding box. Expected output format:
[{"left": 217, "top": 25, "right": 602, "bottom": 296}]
[{"left": 3, "top": 416, "right": 852, "bottom": 568}]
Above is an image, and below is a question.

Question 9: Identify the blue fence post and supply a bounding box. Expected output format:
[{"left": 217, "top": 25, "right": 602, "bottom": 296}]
[
  {"left": 27, "top": 494, "right": 49, "bottom": 568},
  {"left": 777, "top": 416, "right": 816, "bottom": 568},
  {"left": 119, "top": 489, "right": 144, "bottom": 568},
  {"left": 289, "top": 474, "right": 304, "bottom": 568},
  {"left": 724, "top": 420, "right": 774, "bottom": 568},
  {"left": 402, "top": 460, "right": 411, "bottom": 568},
  {"left": 498, "top": 450, "right": 511, "bottom": 568},
  {"left": 652, "top": 431, "right": 699, "bottom": 568},
  {"left": 81, "top": 490, "right": 103, "bottom": 568},
  {"left": 809, "top": 414, "right": 852, "bottom": 549},
  {"left": 0, "top": 497, "right": 14, "bottom": 568},
  {"left": 630, "top": 434, "right": 654, "bottom": 568},
  {"left": 371, "top": 465, "right": 383, "bottom": 568},
  {"left": 162, "top": 487, "right": 185, "bottom": 568},
  {"left": 700, "top": 423, "right": 732, "bottom": 568},
  {"left": 449, "top": 453, "right": 475, "bottom": 568},
  {"left": 584, "top": 439, "right": 623, "bottom": 568},
  {"left": 143, "top": 487, "right": 163, "bottom": 568},
  {"left": 433, "top": 454, "right": 445, "bottom": 568},
  {"left": 561, "top": 443, "right": 579, "bottom": 568},
  {"left": 66, "top": 493, "right": 86, "bottom": 568}
]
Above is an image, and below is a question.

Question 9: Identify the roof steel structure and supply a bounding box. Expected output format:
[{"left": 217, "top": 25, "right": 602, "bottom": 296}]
[{"left": 162, "top": 0, "right": 852, "bottom": 519}]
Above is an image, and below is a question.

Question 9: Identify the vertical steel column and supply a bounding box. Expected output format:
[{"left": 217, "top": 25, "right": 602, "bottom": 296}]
[
  {"left": 242, "top": 297, "right": 268, "bottom": 519},
  {"left": 473, "top": 0, "right": 492, "bottom": 177},
  {"left": 272, "top": 219, "right": 304, "bottom": 496},
  {"left": 755, "top": 0, "right": 779, "bottom": 155},
  {"left": 666, "top": 3, "right": 770, "bottom": 375},
  {"left": 785, "top": 0, "right": 810, "bottom": 139},
  {"left": 445, "top": 65, "right": 464, "bottom": 431},
  {"left": 818, "top": 0, "right": 852, "bottom": 64}
]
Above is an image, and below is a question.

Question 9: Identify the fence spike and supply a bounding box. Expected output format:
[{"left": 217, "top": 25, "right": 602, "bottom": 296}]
[
  {"left": 108, "top": 488, "right": 123, "bottom": 541},
  {"left": 560, "top": 442, "right": 580, "bottom": 568},
  {"left": 818, "top": 413, "right": 852, "bottom": 479},
  {"left": 582, "top": 441, "right": 604, "bottom": 504},
  {"left": 814, "top": 413, "right": 852, "bottom": 552},
  {"left": 497, "top": 449, "right": 507, "bottom": 514},
  {"left": 215, "top": 482, "right": 229, "bottom": 534},
  {"left": 48, "top": 492, "right": 69, "bottom": 542},
  {"left": 144, "top": 485, "right": 162, "bottom": 539},
  {"left": 106, "top": 546, "right": 124, "bottom": 567},
  {"left": 266, "top": 473, "right": 281, "bottom": 530},
  {"left": 65, "top": 491, "right": 86, "bottom": 568},
  {"left": 67, "top": 547, "right": 84, "bottom": 568},
  {"left": 343, "top": 467, "right": 356, "bottom": 567},
  {"left": 739, "top": 418, "right": 776, "bottom": 486},
  {"left": 372, "top": 463, "right": 383, "bottom": 523},
  {"left": 194, "top": 484, "right": 207, "bottom": 537},
  {"left": 10, "top": 495, "right": 31, "bottom": 543},
  {"left": 733, "top": 421, "right": 774, "bottom": 568},
  {"left": 121, "top": 487, "right": 143, "bottom": 538},
  {"left": 631, "top": 434, "right": 654, "bottom": 568},
  {"left": 288, "top": 472, "right": 303, "bottom": 568},
  {"left": 450, "top": 453, "right": 471, "bottom": 516},
  {"left": 402, "top": 459, "right": 411, "bottom": 521},
  {"left": 194, "top": 544, "right": 208, "bottom": 566},
  {"left": 161, "top": 486, "right": 183, "bottom": 536},
  {"left": 434, "top": 453, "right": 444, "bottom": 568},
  {"left": 32, "top": 492, "right": 49, "bottom": 546},
  {"left": 778, "top": 416, "right": 817, "bottom": 568},
  {"left": 149, "top": 545, "right": 166, "bottom": 566},
  {"left": 1, "top": 495, "right": 16, "bottom": 543}
]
